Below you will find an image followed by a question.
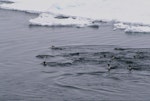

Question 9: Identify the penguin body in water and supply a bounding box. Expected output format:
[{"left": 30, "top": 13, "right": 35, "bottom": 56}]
[
  {"left": 42, "top": 61, "right": 47, "bottom": 66},
  {"left": 107, "top": 64, "right": 112, "bottom": 72},
  {"left": 51, "top": 45, "right": 63, "bottom": 50},
  {"left": 42, "top": 56, "right": 47, "bottom": 66},
  {"left": 127, "top": 65, "right": 133, "bottom": 71}
]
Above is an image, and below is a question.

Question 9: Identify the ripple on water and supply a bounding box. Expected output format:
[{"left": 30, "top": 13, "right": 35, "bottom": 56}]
[{"left": 35, "top": 45, "right": 150, "bottom": 100}]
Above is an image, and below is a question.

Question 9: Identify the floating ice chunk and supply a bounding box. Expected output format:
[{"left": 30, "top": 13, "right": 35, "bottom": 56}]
[
  {"left": 114, "top": 23, "right": 150, "bottom": 33},
  {"left": 125, "top": 26, "right": 150, "bottom": 33},
  {"left": 114, "top": 23, "right": 129, "bottom": 30},
  {"left": 29, "top": 13, "right": 93, "bottom": 27}
]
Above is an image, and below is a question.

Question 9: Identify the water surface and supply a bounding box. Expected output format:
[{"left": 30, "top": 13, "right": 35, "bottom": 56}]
[{"left": 1, "top": 8, "right": 150, "bottom": 101}]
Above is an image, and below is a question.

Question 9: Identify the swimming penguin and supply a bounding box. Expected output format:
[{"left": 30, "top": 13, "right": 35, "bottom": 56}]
[
  {"left": 107, "top": 64, "right": 112, "bottom": 71},
  {"left": 42, "top": 56, "right": 47, "bottom": 66},
  {"left": 51, "top": 45, "right": 63, "bottom": 50},
  {"left": 133, "top": 54, "right": 140, "bottom": 59},
  {"left": 127, "top": 65, "right": 133, "bottom": 71},
  {"left": 42, "top": 61, "right": 47, "bottom": 66},
  {"left": 51, "top": 45, "right": 55, "bottom": 48},
  {"left": 111, "top": 55, "right": 116, "bottom": 60}
]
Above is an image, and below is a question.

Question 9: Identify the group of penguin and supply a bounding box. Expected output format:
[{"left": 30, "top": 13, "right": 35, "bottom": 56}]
[
  {"left": 107, "top": 56, "right": 134, "bottom": 72},
  {"left": 42, "top": 46, "right": 137, "bottom": 72}
]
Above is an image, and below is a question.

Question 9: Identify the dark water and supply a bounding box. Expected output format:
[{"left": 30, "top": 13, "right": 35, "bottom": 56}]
[{"left": 1, "top": 7, "right": 150, "bottom": 101}]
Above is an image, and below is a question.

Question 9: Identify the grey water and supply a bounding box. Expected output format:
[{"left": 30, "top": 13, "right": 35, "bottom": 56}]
[{"left": 1, "top": 6, "right": 150, "bottom": 101}]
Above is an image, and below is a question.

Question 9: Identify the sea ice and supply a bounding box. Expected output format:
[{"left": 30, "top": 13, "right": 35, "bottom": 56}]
[{"left": 1, "top": 0, "right": 150, "bottom": 32}]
